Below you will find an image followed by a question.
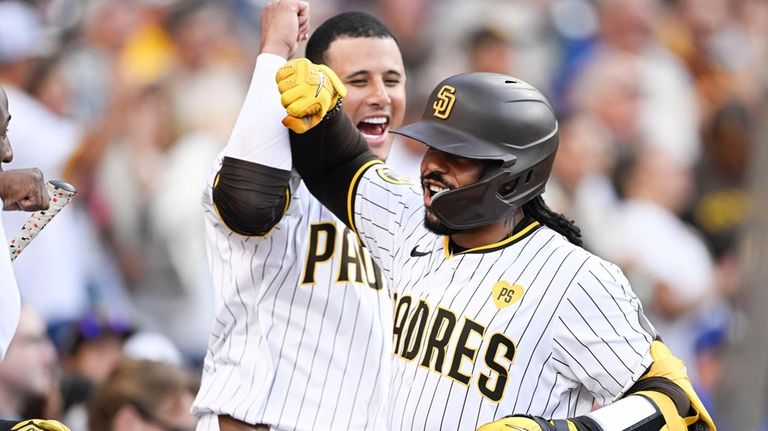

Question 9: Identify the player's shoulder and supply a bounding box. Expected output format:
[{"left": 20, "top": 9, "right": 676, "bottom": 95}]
[
  {"left": 361, "top": 163, "right": 422, "bottom": 195},
  {"left": 537, "top": 225, "right": 626, "bottom": 281}
]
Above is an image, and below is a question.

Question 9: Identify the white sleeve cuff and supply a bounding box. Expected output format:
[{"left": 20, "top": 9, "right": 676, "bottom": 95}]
[
  {"left": 586, "top": 394, "right": 660, "bottom": 430},
  {"left": 223, "top": 53, "right": 292, "bottom": 170}
]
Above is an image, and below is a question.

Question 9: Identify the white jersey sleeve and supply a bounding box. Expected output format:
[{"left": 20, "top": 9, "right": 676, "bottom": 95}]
[
  {"left": 0, "top": 213, "right": 20, "bottom": 360},
  {"left": 552, "top": 258, "right": 656, "bottom": 405},
  {"left": 222, "top": 53, "right": 290, "bottom": 169},
  {"left": 349, "top": 162, "right": 423, "bottom": 284}
]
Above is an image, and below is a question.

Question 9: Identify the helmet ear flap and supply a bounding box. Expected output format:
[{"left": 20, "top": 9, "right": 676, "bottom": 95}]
[
  {"left": 498, "top": 176, "right": 520, "bottom": 201},
  {"left": 497, "top": 169, "right": 535, "bottom": 202}
]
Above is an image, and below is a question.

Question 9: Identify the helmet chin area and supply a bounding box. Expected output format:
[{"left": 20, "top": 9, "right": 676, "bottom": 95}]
[{"left": 430, "top": 170, "right": 516, "bottom": 230}]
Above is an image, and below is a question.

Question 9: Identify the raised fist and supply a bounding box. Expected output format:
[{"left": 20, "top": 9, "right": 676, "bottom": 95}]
[
  {"left": 0, "top": 168, "right": 50, "bottom": 212},
  {"left": 259, "top": 0, "right": 310, "bottom": 59},
  {"left": 276, "top": 58, "right": 347, "bottom": 133}
]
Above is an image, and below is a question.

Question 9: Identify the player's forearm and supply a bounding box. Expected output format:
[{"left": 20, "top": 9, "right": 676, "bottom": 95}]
[
  {"left": 479, "top": 392, "right": 683, "bottom": 431},
  {"left": 575, "top": 392, "right": 681, "bottom": 430},
  {"left": 211, "top": 53, "right": 292, "bottom": 235},
  {"left": 223, "top": 53, "right": 291, "bottom": 170},
  {"left": 289, "top": 107, "right": 378, "bottom": 226},
  {"left": 480, "top": 341, "right": 715, "bottom": 431}
]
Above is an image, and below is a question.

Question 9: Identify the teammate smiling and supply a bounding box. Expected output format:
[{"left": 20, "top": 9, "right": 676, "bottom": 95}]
[
  {"left": 304, "top": 22, "right": 405, "bottom": 158},
  {"left": 191, "top": 2, "right": 405, "bottom": 431}
]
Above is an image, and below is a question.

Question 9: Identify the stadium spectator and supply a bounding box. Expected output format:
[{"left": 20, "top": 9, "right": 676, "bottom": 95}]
[{"left": 87, "top": 358, "right": 197, "bottom": 431}]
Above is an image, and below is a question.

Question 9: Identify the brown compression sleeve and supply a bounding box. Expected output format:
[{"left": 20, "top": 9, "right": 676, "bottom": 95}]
[
  {"left": 211, "top": 157, "right": 291, "bottom": 236},
  {"left": 289, "top": 107, "right": 378, "bottom": 227},
  {"left": 626, "top": 375, "right": 691, "bottom": 417}
]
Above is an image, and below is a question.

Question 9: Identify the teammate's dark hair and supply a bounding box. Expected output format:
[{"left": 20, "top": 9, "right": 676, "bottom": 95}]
[
  {"left": 522, "top": 196, "right": 583, "bottom": 247},
  {"left": 306, "top": 12, "right": 398, "bottom": 64}
]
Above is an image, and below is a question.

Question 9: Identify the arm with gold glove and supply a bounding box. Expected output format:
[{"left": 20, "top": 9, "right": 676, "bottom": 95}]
[
  {"left": 477, "top": 340, "right": 715, "bottom": 431},
  {"left": 0, "top": 420, "right": 70, "bottom": 431},
  {"left": 275, "top": 57, "right": 378, "bottom": 224},
  {"left": 276, "top": 58, "right": 347, "bottom": 134}
]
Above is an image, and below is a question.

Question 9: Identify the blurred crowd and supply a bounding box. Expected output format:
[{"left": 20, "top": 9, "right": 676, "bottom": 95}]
[{"left": 0, "top": 0, "right": 766, "bottom": 429}]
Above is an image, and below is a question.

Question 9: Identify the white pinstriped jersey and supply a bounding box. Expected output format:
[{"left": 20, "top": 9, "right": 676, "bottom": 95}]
[
  {"left": 191, "top": 155, "right": 392, "bottom": 431},
  {"left": 348, "top": 162, "right": 656, "bottom": 431}
]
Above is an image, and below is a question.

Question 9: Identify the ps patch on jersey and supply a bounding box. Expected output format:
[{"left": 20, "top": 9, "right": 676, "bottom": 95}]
[{"left": 492, "top": 280, "right": 524, "bottom": 310}]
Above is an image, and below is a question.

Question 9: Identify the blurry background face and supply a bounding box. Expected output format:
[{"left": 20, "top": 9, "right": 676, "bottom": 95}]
[
  {"left": 169, "top": 4, "right": 231, "bottom": 70},
  {"left": 599, "top": 0, "right": 659, "bottom": 52},
  {"left": 0, "top": 307, "right": 57, "bottom": 399},
  {"left": 627, "top": 148, "right": 694, "bottom": 215},
  {"left": 120, "top": 391, "right": 195, "bottom": 431},
  {"left": 88, "top": 359, "right": 197, "bottom": 431},
  {"left": 324, "top": 36, "right": 406, "bottom": 160},
  {"left": 146, "top": 390, "right": 196, "bottom": 431},
  {"left": 0, "top": 89, "right": 11, "bottom": 166}
]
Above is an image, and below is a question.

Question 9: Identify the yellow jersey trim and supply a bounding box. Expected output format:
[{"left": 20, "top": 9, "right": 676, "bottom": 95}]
[
  {"left": 347, "top": 160, "right": 384, "bottom": 235},
  {"left": 282, "top": 187, "right": 292, "bottom": 214},
  {"left": 446, "top": 221, "right": 541, "bottom": 257}
]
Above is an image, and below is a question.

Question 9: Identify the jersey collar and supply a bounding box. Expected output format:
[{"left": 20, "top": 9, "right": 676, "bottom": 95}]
[{"left": 444, "top": 218, "right": 541, "bottom": 257}]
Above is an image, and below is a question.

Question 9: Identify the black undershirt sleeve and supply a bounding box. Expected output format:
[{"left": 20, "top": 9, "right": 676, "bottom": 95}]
[
  {"left": 289, "top": 107, "right": 379, "bottom": 227},
  {"left": 626, "top": 375, "right": 692, "bottom": 417},
  {"left": 211, "top": 156, "right": 291, "bottom": 236}
]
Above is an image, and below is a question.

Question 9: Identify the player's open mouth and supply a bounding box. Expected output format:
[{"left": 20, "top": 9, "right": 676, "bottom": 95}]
[
  {"left": 357, "top": 116, "right": 390, "bottom": 144},
  {"left": 422, "top": 178, "right": 451, "bottom": 207}
]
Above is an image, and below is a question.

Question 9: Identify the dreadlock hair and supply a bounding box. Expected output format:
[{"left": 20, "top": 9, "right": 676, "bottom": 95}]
[
  {"left": 305, "top": 12, "right": 398, "bottom": 65},
  {"left": 522, "top": 196, "right": 583, "bottom": 247}
]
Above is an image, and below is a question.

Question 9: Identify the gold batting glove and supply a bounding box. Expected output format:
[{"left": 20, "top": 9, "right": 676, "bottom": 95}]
[
  {"left": 638, "top": 340, "right": 716, "bottom": 430},
  {"left": 10, "top": 420, "right": 71, "bottom": 431},
  {"left": 476, "top": 415, "right": 577, "bottom": 431},
  {"left": 276, "top": 58, "right": 347, "bottom": 133}
]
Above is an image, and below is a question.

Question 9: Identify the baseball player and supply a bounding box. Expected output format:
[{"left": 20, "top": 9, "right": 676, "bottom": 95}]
[
  {"left": 191, "top": 2, "right": 405, "bottom": 430},
  {"left": 0, "top": 87, "right": 69, "bottom": 431},
  {"left": 275, "top": 64, "right": 716, "bottom": 430},
  {"left": 1, "top": 86, "right": 51, "bottom": 360}
]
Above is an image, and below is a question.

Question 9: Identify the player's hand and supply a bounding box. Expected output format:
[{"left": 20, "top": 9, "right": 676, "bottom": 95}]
[
  {"left": 276, "top": 58, "right": 347, "bottom": 134},
  {"left": 476, "top": 415, "right": 577, "bottom": 431},
  {"left": 0, "top": 168, "right": 50, "bottom": 211},
  {"left": 3, "top": 419, "right": 71, "bottom": 431},
  {"left": 259, "top": 0, "right": 310, "bottom": 58}
]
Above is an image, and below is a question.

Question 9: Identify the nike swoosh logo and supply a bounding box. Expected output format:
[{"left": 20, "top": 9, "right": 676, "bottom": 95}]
[
  {"left": 410, "top": 246, "right": 431, "bottom": 257},
  {"left": 315, "top": 73, "right": 325, "bottom": 97}
]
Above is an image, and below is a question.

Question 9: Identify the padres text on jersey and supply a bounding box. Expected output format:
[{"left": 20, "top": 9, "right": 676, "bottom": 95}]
[
  {"left": 346, "top": 163, "right": 655, "bottom": 430},
  {"left": 192, "top": 155, "right": 392, "bottom": 431}
]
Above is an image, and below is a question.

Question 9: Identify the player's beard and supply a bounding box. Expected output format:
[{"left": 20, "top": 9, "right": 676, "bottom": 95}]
[
  {"left": 424, "top": 209, "right": 460, "bottom": 236},
  {"left": 422, "top": 171, "right": 461, "bottom": 236}
]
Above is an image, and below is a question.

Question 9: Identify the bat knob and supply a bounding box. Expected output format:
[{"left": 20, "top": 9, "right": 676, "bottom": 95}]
[{"left": 48, "top": 180, "right": 77, "bottom": 194}]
